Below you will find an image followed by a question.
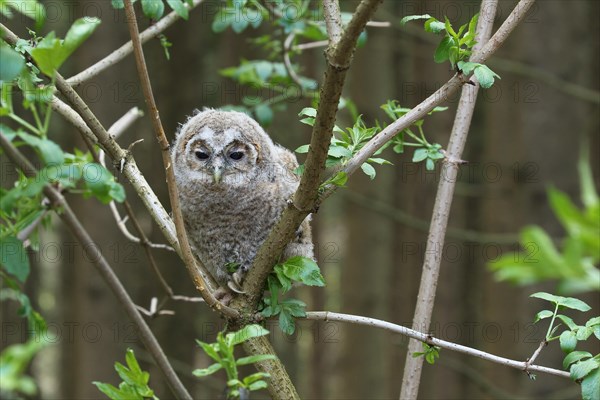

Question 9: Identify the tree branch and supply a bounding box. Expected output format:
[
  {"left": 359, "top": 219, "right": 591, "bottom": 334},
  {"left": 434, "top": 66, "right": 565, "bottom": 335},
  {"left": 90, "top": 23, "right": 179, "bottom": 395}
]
[
  {"left": 122, "top": 0, "right": 237, "bottom": 319},
  {"left": 0, "top": 133, "right": 193, "bottom": 400},
  {"left": 66, "top": 0, "right": 204, "bottom": 86},
  {"left": 323, "top": 0, "right": 343, "bottom": 46},
  {"left": 236, "top": 0, "right": 383, "bottom": 309},
  {"left": 400, "top": 1, "right": 501, "bottom": 398},
  {"left": 305, "top": 311, "right": 570, "bottom": 379}
]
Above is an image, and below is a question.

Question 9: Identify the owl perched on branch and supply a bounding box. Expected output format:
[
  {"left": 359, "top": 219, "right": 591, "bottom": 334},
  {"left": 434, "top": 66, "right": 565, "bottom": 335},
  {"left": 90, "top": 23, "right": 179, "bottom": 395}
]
[{"left": 171, "top": 109, "right": 314, "bottom": 293}]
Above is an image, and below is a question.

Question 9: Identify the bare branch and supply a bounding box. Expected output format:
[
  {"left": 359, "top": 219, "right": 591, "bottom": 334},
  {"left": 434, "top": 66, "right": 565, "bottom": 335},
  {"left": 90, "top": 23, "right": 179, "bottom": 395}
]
[
  {"left": 122, "top": 0, "right": 237, "bottom": 319},
  {"left": 305, "top": 312, "right": 570, "bottom": 379},
  {"left": 108, "top": 107, "right": 144, "bottom": 139},
  {"left": 66, "top": 0, "right": 204, "bottom": 86},
  {"left": 0, "top": 133, "right": 192, "bottom": 400},
  {"left": 400, "top": 1, "right": 502, "bottom": 398},
  {"left": 323, "top": 0, "right": 343, "bottom": 46}
]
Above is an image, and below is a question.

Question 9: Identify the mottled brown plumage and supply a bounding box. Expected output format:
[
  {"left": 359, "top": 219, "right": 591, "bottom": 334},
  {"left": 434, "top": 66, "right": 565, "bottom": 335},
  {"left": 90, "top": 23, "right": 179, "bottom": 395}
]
[{"left": 171, "top": 109, "right": 314, "bottom": 292}]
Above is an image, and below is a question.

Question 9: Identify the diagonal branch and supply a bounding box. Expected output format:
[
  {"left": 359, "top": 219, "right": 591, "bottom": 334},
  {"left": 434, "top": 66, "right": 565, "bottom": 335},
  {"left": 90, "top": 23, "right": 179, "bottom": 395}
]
[
  {"left": 323, "top": 0, "right": 343, "bottom": 46},
  {"left": 305, "top": 312, "right": 570, "bottom": 379},
  {"left": 0, "top": 133, "right": 192, "bottom": 400},
  {"left": 122, "top": 0, "right": 237, "bottom": 319},
  {"left": 66, "top": 0, "right": 204, "bottom": 86},
  {"left": 237, "top": 0, "right": 383, "bottom": 309}
]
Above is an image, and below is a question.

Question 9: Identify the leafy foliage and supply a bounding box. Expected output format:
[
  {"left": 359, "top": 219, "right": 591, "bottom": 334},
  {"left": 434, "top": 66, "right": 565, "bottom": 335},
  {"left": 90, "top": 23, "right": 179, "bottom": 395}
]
[
  {"left": 194, "top": 324, "right": 275, "bottom": 398},
  {"left": 489, "top": 153, "right": 600, "bottom": 294},
  {"left": 0, "top": 338, "right": 47, "bottom": 398},
  {"left": 531, "top": 292, "right": 599, "bottom": 400},
  {"left": 261, "top": 256, "right": 325, "bottom": 335},
  {"left": 400, "top": 13, "right": 500, "bottom": 88},
  {"left": 412, "top": 342, "right": 441, "bottom": 365},
  {"left": 93, "top": 349, "right": 158, "bottom": 400}
]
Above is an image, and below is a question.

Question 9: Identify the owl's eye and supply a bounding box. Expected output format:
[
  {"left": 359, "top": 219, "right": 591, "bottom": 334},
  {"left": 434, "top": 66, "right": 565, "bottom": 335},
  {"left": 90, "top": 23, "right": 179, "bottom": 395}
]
[
  {"left": 195, "top": 151, "right": 209, "bottom": 160},
  {"left": 230, "top": 151, "right": 244, "bottom": 160}
]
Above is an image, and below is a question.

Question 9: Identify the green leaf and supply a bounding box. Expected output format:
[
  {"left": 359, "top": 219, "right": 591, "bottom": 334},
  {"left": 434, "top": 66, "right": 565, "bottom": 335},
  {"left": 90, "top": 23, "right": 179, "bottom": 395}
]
[
  {"left": 563, "top": 351, "right": 592, "bottom": 369},
  {"left": 457, "top": 61, "right": 480, "bottom": 75},
  {"left": 254, "top": 103, "right": 273, "bottom": 125},
  {"left": 473, "top": 64, "right": 500, "bottom": 89},
  {"left": 425, "top": 18, "right": 445, "bottom": 33},
  {"left": 327, "top": 171, "right": 348, "bottom": 187},
  {"left": 166, "top": 0, "right": 188, "bottom": 19},
  {"left": 0, "top": 43, "right": 25, "bottom": 82},
  {"left": 360, "top": 162, "right": 376, "bottom": 179},
  {"left": 295, "top": 144, "right": 310, "bottom": 154},
  {"left": 534, "top": 310, "right": 554, "bottom": 323},
  {"left": 17, "top": 131, "right": 65, "bottom": 165},
  {"left": 280, "top": 256, "right": 325, "bottom": 287},
  {"left": 581, "top": 367, "right": 600, "bottom": 400},
  {"left": 31, "top": 18, "right": 101, "bottom": 76},
  {"left": 227, "top": 324, "right": 270, "bottom": 346},
  {"left": 278, "top": 309, "right": 296, "bottom": 335},
  {"left": 299, "top": 107, "right": 317, "bottom": 118},
  {"left": 111, "top": 0, "right": 125, "bottom": 9},
  {"left": 434, "top": 36, "right": 455, "bottom": 64},
  {"left": 530, "top": 292, "right": 592, "bottom": 311},
  {"left": 195, "top": 340, "right": 221, "bottom": 363},
  {"left": 0, "top": 236, "right": 30, "bottom": 283},
  {"left": 236, "top": 354, "right": 276, "bottom": 366},
  {"left": 556, "top": 314, "right": 577, "bottom": 330},
  {"left": 141, "top": 0, "right": 165, "bottom": 20},
  {"left": 281, "top": 298, "right": 306, "bottom": 317},
  {"left": 243, "top": 372, "right": 270, "bottom": 385},
  {"left": 248, "top": 380, "right": 268, "bottom": 391},
  {"left": 559, "top": 331, "right": 577, "bottom": 353},
  {"left": 444, "top": 17, "right": 458, "bottom": 38},
  {"left": 82, "top": 163, "right": 126, "bottom": 204},
  {"left": 192, "top": 363, "right": 223, "bottom": 377},
  {"left": 570, "top": 358, "right": 599, "bottom": 380},
  {"left": 413, "top": 148, "right": 428, "bottom": 162},
  {"left": 400, "top": 14, "right": 432, "bottom": 25},
  {"left": 93, "top": 382, "right": 124, "bottom": 399}
]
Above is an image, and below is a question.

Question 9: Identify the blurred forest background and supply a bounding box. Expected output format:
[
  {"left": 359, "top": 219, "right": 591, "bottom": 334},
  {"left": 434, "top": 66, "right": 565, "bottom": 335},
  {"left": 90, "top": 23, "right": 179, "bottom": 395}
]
[{"left": 1, "top": 0, "right": 599, "bottom": 399}]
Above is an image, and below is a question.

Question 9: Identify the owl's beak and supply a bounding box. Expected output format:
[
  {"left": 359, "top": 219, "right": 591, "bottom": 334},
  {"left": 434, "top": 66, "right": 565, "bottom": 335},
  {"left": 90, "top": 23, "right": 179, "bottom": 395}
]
[{"left": 212, "top": 166, "right": 222, "bottom": 184}]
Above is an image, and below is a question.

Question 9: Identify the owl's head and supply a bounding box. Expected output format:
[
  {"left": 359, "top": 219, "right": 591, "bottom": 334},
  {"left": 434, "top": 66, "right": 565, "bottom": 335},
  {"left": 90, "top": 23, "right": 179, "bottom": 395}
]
[{"left": 172, "top": 109, "right": 275, "bottom": 187}]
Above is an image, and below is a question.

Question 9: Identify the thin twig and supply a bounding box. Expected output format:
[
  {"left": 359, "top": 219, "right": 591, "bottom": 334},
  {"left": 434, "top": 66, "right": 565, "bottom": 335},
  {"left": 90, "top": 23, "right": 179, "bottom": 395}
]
[
  {"left": 400, "top": 1, "right": 501, "bottom": 398},
  {"left": 0, "top": 133, "right": 192, "bottom": 400},
  {"left": 122, "top": 0, "right": 237, "bottom": 319},
  {"left": 283, "top": 33, "right": 304, "bottom": 88},
  {"left": 108, "top": 107, "right": 144, "bottom": 139},
  {"left": 66, "top": 0, "right": 204, "bottom": 86},
  {"left": 524, "top": 340, "right": 548, "bottom": 378},
  {"left": 305, "top": 311, "right": 570, "bottom": 379}
]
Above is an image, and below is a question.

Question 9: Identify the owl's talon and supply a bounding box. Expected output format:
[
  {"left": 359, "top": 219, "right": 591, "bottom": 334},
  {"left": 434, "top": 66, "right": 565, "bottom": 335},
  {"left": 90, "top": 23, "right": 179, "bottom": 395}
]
[{"left": 227, "top": 280, "right": 245, "bottom": 294}]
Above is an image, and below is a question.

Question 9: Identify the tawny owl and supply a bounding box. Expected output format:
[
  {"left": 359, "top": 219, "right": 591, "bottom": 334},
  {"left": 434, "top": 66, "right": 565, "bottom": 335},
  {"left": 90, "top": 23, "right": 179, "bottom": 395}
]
[{"left": 171, "top": 109, "right": 314, "bottom": 293}]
